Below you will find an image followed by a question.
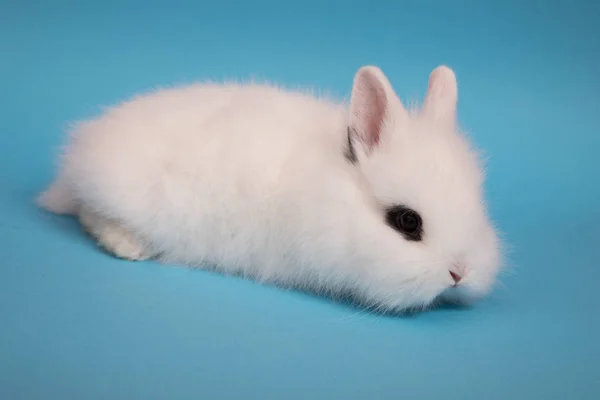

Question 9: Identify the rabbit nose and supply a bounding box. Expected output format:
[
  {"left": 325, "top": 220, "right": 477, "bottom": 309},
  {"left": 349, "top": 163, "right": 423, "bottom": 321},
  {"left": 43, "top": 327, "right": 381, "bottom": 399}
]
[{"left": 449, "top": 270, "right": 462, "bottom": 285}]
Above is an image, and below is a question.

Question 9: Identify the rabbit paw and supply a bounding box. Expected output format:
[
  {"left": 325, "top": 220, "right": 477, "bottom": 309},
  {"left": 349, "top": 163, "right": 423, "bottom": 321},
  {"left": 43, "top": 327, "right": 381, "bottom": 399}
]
[{"left": 79, "top": 207, "right": 152, "bottom": 261}]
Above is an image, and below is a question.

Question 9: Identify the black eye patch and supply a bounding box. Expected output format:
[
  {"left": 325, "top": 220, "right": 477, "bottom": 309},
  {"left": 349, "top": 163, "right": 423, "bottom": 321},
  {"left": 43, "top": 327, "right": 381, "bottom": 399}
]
[{"left": 385, "top": 205, "right": 423, "bottom": 241}]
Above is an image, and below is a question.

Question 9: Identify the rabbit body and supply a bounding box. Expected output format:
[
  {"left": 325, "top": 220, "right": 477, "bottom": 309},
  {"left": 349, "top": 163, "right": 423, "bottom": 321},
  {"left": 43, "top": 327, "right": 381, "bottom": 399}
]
[{"left": 39, "top": 66, "right": 502, "bottom": 311}]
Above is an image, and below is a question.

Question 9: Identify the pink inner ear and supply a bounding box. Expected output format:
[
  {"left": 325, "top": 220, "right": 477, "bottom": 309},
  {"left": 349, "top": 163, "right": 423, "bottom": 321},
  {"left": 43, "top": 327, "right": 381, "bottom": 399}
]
[
  {"left": 356, "top": 79, "right": 387, "bottom": 147},
  {"left": 366, "top": 84, "right": 387, "bottom": 146}
]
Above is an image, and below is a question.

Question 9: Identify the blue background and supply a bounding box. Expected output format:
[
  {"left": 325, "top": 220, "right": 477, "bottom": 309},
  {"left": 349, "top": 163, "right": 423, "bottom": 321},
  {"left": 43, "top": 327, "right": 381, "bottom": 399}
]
[{"left": 1, "top": 0, "right": 599, "bottom": 399}]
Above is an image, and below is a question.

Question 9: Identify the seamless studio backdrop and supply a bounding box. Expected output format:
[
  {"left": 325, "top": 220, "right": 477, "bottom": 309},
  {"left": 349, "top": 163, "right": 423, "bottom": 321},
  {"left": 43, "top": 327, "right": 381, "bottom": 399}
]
[{"left": 1, "top": 1, "right": 599, "bottom": 399}]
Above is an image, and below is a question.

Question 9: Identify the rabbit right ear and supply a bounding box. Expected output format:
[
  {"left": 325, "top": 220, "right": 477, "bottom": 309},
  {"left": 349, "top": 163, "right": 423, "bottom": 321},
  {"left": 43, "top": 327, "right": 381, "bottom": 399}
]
[
  {"left": 422, "top": 65, "right": 458, "bottom": 127},
  {"left": 348, "top": 66, "right": 405, "bottom": 154}
]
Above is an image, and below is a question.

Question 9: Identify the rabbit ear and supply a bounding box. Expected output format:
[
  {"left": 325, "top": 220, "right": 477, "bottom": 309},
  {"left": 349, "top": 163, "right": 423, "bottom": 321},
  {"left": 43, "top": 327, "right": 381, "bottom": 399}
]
[
  {"left": 422, "top": 65, "right": 458, "bottom": 126},
  {"left": 349, "top": 66, "right": 405, "bottom": 153}
]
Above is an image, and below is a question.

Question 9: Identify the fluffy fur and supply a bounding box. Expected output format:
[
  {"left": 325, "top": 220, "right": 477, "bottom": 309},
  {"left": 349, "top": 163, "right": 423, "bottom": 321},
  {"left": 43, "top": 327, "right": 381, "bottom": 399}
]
[{"left": 38, "top": 65, "right": 502, "bottom": 312}]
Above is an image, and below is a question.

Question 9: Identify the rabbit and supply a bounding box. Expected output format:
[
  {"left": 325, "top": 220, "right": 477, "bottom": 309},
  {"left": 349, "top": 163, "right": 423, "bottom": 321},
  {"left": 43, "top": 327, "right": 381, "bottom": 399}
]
[{"left": 37, "top": 65, "right": 503, "bottom": 312}]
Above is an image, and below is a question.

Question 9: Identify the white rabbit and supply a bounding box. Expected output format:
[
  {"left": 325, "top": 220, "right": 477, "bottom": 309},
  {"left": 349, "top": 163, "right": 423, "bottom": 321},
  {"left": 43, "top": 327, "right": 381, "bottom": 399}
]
[{"left": 38, "top": 65, "right": 502, "bottom": 312}]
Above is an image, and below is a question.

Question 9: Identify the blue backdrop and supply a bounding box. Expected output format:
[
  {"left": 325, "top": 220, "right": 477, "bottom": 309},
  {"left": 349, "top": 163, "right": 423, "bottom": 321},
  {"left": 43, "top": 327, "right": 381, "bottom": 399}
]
[{"left": 1, "top": 1, "right": 598, "bottom": 399}]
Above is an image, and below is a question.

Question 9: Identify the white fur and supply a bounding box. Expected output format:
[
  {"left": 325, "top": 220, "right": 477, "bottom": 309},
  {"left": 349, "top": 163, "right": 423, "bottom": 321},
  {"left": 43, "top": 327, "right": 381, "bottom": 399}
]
[{"left": 38, "top": 65, "right": 502, "bottom": 312}]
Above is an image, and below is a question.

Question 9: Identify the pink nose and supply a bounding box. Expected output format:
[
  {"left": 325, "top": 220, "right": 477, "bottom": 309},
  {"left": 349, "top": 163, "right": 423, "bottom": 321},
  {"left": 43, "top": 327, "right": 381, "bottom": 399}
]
[{"left": 449, "top": 270, "right": 462, "bottom": 285}]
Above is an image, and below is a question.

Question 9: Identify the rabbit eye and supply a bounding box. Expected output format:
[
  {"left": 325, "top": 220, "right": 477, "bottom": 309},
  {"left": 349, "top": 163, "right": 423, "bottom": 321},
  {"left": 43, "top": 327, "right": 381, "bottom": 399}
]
[{"left": 385, "top": 206, "right": 423, "bottom": 241}]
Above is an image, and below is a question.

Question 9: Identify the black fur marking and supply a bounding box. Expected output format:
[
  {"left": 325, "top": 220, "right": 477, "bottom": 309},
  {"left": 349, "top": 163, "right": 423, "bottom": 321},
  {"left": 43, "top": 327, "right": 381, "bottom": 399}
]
[
  {"left": 385, "top": 205, "right": 423, "bottom": 242},
  {"left": 344, "top": 126, "right": 358, "bottom": 164}
]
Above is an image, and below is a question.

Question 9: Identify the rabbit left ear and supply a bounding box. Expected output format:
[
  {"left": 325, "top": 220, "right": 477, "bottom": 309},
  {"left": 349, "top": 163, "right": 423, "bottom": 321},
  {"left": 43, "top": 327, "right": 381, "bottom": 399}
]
[
  {"left": 422, "top": 65, "right": 458, "bottom": 126},
  {"left": 349, "top": 66, "right": 406, "bottom": 154}
]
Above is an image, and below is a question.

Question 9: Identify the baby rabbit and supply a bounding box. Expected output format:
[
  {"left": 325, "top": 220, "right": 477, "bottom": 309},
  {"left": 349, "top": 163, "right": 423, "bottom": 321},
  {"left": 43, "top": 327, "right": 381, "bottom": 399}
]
[{"left": 38, "top": 65, "right": 502, "bottom": 312}]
